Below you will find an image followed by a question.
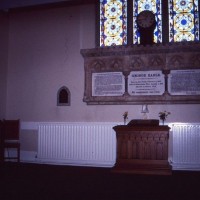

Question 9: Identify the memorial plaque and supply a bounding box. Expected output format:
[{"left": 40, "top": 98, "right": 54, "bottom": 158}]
[
  {"left": 92, "top": 72, "right": 125, "bottom": 96},
  {"left": 128, "top": 70, "right": 165, "bottom": 96},
  {"left": 168, "top": 69, "right": 200, "bottom": 95}
]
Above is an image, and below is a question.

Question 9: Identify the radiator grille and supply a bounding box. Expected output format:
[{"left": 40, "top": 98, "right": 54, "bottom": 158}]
[
  {"left": 170, "top": 123, "right": 200, "bottom": 169},
  {"left": 38, "top": 123, "right": 116, "bottom": 167},
  {"left": 37, "top": 122, "right": 200, "bottom": 170}
]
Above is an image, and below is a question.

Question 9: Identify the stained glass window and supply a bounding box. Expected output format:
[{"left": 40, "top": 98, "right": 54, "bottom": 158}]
[
  {"left": 133, "top": 0, "right": 162, "bottom": 44},
  {"left": 100, "top": 0, "right": 127, "bottom": 46},
  {"left": 169, "top": 0, "right": 199, "bottom": 42},
  {"left": 99, "top": 0, "right": 199, "bottom": 46}
]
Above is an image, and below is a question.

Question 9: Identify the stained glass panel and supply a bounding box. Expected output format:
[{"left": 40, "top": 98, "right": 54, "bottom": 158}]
[
  {"left": 100, "top": 0, "right": 127, "bottom": 46},
  {"left": 133, "top": 0, "right": 162, "bottom": 44},
  {"left": 99, "top": 0, "right": 199, "bottom": 46},
  {"left": 169, "top": 0, "right": 199, "bottom": 42}
]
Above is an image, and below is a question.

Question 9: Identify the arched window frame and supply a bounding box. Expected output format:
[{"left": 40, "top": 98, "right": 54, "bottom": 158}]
[
  {"left": 96, "top": 0, "right": 200, "bottom": 46},
  {"left": 57, "top": 86, "right": 71, "bottom": 106}
]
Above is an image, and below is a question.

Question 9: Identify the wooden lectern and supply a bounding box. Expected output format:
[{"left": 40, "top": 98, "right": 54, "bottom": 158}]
[{"left": 112, "top": 120, "right": 172, "bottom": 175}]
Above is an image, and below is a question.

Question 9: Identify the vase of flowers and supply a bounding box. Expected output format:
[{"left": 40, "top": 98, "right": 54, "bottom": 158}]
[
  {"left": 123, "top": 111, "right": 128, "bottom": 125},
  {"left": 159, "top": 111, "right": 171, "bottom": 125}
]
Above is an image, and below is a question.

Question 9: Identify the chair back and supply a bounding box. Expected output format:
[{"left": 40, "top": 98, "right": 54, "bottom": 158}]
[
  {"left": 0, "top": 120, "right": 3, "bottom": 143},
  {"left": 3, "top": 119, "right": 20, "bottom": 140},
  {"left": 0, "top": 120, "right": 5, "bottom": 141}
]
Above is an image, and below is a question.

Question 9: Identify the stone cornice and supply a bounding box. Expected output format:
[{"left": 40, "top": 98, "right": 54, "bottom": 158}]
[{"left": 80, "top": 42, "right": 200, "bottom": 58}]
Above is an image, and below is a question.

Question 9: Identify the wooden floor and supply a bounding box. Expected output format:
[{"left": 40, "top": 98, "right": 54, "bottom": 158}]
[{"left": 0, "top": 162, "right": 200, "bottom": 200}]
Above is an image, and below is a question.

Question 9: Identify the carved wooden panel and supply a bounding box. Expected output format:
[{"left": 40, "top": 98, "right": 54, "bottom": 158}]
[
  {"left": 117, "top": 131, "right": 168, "bottom": 160},
  {"left": 112, "top": 124, "right": 171, "bottom": 175}
]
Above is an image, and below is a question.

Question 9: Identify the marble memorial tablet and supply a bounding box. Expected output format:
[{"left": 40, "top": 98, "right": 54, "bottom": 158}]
[
  {"left": 128, "top": 70, "right": 165, "bottom": 96},
  {"left": 92, "top": 72, "right": 125, "bottom": 96},
  {"left": 168, "top": 69, "right": 200, "bottom": 95}
]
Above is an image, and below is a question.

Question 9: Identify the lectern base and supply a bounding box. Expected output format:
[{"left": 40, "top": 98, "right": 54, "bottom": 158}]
[{"left": 112, "top": 159, "right": 172, "bottom": 175}]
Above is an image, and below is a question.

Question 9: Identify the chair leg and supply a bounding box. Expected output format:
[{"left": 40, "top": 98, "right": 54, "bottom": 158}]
[
  {"left": 17, "top": 147, "right": 20, "bottom": 162},
  {"left": 0, "top": 144, "right": 3, "bottom": 163},
  {"left": 3, "top": 146, "right": 20, "bottom": 162}
]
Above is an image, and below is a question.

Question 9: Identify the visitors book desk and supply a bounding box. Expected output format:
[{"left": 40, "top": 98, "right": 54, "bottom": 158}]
[{"left": 112, "top": 120, "right": 172, "bottom": 175}]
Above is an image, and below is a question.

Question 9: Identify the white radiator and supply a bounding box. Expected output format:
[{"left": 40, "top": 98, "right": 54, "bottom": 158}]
[
  {"left": 38, "top": 122, "right": 116, "bottom": 167},
  {"left": 170, "top": 123, "right": 200, "bottom": 170},
  {"left": 37, "top": 122, "right": 200, "bottom": 170}
]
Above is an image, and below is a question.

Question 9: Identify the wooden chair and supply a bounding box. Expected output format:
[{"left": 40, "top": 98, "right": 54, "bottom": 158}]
[{"left": 3, "top": 119, "right": 20, "bottom": 162}]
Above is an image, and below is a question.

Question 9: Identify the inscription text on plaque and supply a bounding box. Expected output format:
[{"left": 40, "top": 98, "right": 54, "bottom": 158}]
[
  {"left": 128, "top": 70, "right": 165, "bottom": 96},
  {"left": 168, "top": 69, "right": 200, "bottom": 95},
  {"left": 92, "top": 72, "right": 125, "bottom": 96}
]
